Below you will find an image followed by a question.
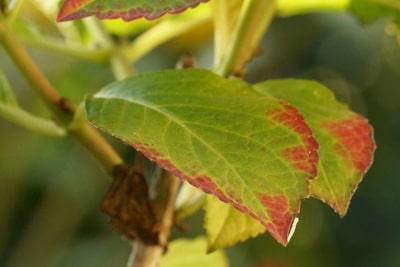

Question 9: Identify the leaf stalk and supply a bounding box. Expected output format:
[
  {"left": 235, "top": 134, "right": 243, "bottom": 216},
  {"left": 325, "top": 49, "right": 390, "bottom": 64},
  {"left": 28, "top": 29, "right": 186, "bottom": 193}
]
[
  {"left": 83, "top": 17, "right": 135, "bottom": 79},
  {"left": 214, "top": 0, "right": 277, "bottom": 77}
]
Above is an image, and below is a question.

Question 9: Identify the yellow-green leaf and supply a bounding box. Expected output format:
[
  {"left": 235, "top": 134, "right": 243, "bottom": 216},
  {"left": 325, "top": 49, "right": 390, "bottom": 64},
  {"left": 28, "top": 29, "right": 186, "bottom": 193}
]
[
  {"left": 205, "top": 195, "right": 265, "bottom": 252},
  {"left": 160, "top": 237, "right": 228, "bottom": 267}
]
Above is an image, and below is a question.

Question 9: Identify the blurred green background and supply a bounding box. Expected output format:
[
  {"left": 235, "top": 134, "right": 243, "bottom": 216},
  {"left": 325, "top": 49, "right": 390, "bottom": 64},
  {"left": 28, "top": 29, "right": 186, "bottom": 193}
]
[{"left": 1, "top": 8, "right": 400, "bottom": 267}]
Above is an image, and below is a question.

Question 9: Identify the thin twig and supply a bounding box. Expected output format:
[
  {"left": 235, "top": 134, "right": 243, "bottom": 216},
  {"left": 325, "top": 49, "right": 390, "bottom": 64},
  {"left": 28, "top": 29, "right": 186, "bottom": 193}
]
[{"left": 128, "top": 168, "right": 180, "bottom": 267}]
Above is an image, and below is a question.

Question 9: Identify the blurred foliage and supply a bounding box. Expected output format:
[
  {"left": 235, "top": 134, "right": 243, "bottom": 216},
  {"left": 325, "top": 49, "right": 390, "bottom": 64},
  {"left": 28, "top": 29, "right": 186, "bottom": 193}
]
[
  {"left": 1, "top": 1, "right": 400, "bottom": 267},
  {"left": 351, "top": 0, "right": 400, "bottom": 25}
]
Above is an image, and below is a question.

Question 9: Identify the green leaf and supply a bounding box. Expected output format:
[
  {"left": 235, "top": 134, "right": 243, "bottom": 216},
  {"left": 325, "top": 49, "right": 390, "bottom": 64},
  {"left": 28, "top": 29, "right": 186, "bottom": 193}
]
[
  {"left": 254, "top": 79, "right": 375, "bottom": 216},
  {"left": 159, "top": 237, "right": 228, "bottom": 267},
  {"left": 85, "top": 69, "right": 319, "bottom": 245},
  {"left": 205, "top": 195, "right": 265, "bottom": 252},
  {"left": 57, "top": 0, "right": 210, "bottom": 22}
]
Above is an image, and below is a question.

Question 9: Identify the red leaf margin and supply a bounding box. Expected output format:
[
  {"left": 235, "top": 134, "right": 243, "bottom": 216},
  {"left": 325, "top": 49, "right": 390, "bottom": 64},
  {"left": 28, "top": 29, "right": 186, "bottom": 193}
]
[{"left": 57, "top": 0, "right": 210, "bottom": 22}]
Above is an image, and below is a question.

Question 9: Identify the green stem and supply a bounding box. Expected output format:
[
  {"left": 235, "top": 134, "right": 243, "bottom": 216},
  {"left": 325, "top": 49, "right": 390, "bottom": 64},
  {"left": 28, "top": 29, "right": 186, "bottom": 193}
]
[
  {"left": 83, "top": 18, "right": 113, "bottom": 49},
  {"left": 83, "top": 18, "right": 134, "bottom": 79},
  {"left": 0, "top": 17, "right": 123, "bottom": 175},
  {"left": 214, "top": 0, "right": 277, "bottom": 77},
  {"left": 110, "top": 48, "right": 135, "bottom": 80},
  {"left": 68, "top": 103, "right": 124, "bottom": 174},
  {"left": 126, "top": 13, "right": 211, "bottom": 62},
  {"left": 0, "top": 104, "right": 66, "bottom": 137},
  {"left": 211, "top": 0, "right": 242, "bottom": 66},
  {"left": 22, "top": 36, "right": 111, "bottom": 63}
]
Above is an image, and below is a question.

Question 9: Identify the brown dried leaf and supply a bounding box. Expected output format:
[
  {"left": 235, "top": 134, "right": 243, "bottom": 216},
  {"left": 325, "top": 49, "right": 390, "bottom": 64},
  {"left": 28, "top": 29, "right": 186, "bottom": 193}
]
[{"left": 100, "top": 164, "right": 159, "bottom": 244}]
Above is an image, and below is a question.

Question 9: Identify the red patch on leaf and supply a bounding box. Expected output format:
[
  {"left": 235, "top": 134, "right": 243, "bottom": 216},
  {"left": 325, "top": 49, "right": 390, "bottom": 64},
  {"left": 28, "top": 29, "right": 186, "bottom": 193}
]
[
  {"left": 267, "top": 101, "right": 319, "bottom": 178},
  {"left": 323, "top": 115, "right": 375, "bottom": 174},
  {"left": 57, "top": 0, "right": 209, "bottom": 22},
  {"left": 258, "top": 194, "right": 293, "bottom": 245}
]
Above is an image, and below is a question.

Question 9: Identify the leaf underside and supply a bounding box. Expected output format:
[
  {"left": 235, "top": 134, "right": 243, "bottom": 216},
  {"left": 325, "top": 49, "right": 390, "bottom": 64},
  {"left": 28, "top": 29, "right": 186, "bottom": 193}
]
[
  {"left": 254, "top": 79, "right": 375, "bottom": 216},
  {"left": 85, "top": 69, "right": 319, "bottom": 245},
  {"left": 57, "top": 0, "right": 210, "bottom": 22}
]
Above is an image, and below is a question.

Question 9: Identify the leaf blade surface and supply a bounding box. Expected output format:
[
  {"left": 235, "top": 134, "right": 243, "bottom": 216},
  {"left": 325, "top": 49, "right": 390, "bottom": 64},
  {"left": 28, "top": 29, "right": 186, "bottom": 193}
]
[{"left": 85, "top": 69, "right": 319, "bottom": 245}]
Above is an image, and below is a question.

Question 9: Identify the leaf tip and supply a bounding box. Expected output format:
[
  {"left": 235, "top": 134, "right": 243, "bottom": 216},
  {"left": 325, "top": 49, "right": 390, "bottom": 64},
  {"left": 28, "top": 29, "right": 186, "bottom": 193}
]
[
  {"left": 57, "top": 0, "right": 90, "bottom": 22},
  {"left": 258, "top": 194, "right": 297, "bottom": 246}
]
